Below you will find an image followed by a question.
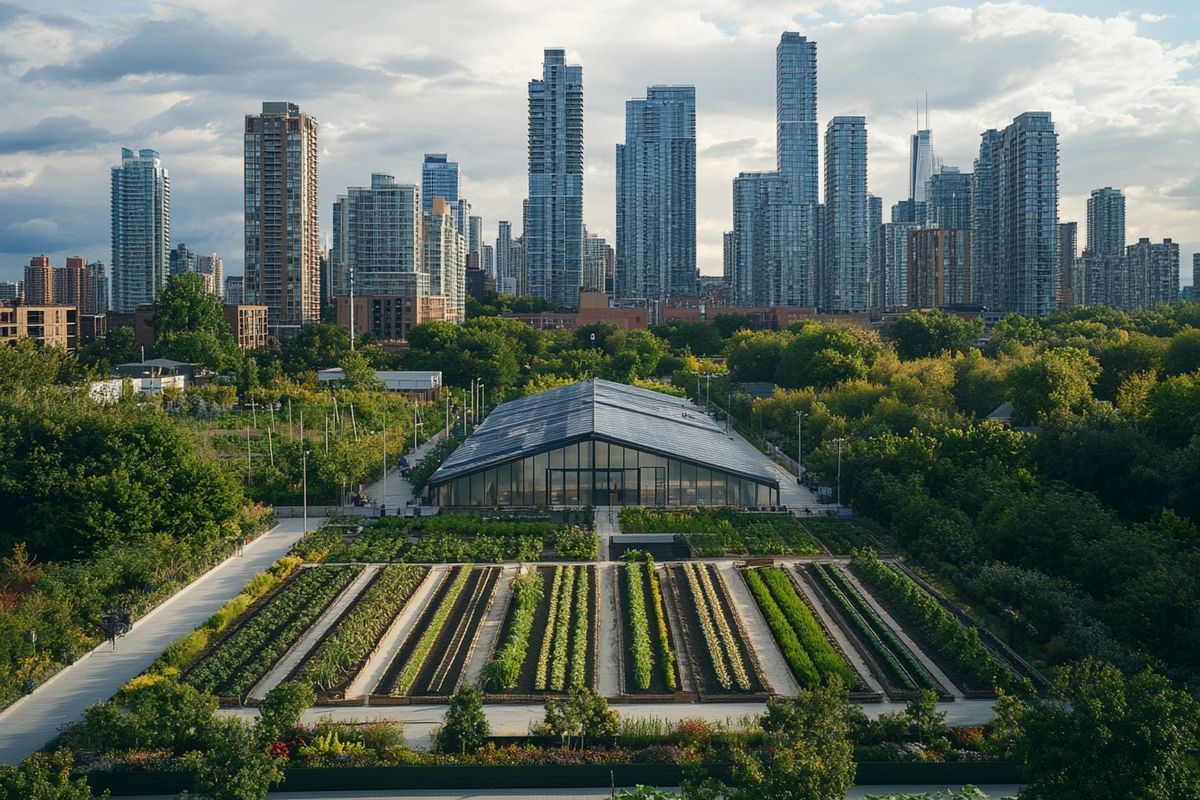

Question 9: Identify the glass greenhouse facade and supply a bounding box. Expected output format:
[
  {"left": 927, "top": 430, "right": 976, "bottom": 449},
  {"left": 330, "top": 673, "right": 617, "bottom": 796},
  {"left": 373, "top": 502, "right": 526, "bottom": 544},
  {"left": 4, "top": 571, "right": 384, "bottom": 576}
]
[{"left": 427, "top": 379, "right": 780, "bottom": 509}]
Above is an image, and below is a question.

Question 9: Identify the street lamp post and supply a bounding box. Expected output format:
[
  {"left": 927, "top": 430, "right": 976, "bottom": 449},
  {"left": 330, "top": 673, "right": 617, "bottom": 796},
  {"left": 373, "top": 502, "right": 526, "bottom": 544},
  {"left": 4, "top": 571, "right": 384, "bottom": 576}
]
[
  {"left": 797, "top": 411, "right": 806, "bottom": 485},
  {"left": 302, "top": 448, "right": 310, "bottom": 533},
  {"left": 381, "top": 421, "right": 387, "bottom": 511},
  {"left": 833, "top": 437, "right": 846, "bottom": 509}
]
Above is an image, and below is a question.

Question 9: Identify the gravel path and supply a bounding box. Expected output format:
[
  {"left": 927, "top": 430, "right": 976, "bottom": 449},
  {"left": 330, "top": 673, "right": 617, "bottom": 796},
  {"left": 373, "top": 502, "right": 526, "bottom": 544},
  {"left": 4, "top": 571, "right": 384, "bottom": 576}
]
[
  {"left": 461, "top": 565, "right": 518, "bottom": 687},
  {"left": 346, "top": 566, "right": 448, "bottom": 699},
  {"left": 715, "top": 562, "right": 799, "bottom": 696},
  {"left": 250, "top": 565, "right": 380, "bottom": 700}
]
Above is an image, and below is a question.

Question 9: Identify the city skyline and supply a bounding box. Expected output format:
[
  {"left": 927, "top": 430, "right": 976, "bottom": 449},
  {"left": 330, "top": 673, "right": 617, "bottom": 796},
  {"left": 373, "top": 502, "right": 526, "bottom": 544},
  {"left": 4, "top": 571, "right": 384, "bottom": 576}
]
[{"left": 0, "top": 2, "right": 1198, "bottom": 287}]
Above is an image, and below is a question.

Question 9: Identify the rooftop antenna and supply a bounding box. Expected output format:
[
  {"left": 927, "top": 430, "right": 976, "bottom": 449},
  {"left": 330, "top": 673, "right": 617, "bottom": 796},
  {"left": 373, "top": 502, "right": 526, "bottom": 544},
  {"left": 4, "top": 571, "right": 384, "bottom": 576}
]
[{"left": 925, "top": 91, "right": 929, "bottom": 130}]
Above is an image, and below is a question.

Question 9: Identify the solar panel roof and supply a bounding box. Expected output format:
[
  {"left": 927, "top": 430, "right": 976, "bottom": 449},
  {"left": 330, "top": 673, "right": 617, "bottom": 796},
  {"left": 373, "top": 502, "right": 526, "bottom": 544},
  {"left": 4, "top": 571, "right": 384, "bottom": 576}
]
[{"left": 428, "top": 378, "right": 779, "bottom": 487}]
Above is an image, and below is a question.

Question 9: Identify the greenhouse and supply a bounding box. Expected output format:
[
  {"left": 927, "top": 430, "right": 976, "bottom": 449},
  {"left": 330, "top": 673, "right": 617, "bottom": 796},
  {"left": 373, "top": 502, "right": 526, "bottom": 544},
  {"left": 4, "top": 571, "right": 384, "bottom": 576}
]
[{"left": 426, "top": 379, "right": 780, "bottom": 508}]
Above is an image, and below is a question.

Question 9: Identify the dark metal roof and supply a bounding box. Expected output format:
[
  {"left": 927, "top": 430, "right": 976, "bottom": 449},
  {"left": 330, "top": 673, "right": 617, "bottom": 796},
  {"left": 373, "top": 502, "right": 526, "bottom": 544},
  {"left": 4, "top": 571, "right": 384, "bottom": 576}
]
[{"left": 428, "top": 378, "right": 779, "bottom": 487}]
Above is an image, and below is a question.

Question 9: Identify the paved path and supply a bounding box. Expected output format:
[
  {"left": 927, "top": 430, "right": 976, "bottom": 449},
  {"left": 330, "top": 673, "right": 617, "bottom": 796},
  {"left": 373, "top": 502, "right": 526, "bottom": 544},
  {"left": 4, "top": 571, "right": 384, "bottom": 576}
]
[
  {"left": 348, "top": 566, "right": 449, "bottom": 699},
  {"left": 251, "top": 565, "right": 379, "bottom": 700},
  {"left": 363, "top": 432, "right": 447, "bottom": 511},
  {"left": 725, "top": 427, "right": 821, "bottom": 510},
  {"left": 595, "top": 563, "right": 622, "bottom": 697},
  {"left": 461, "top": 565, "right": 517, "bottom": 687},
  {"left": 0, "top": 518, "right": 318, "bottom": 765},
  {"left": 715, "top": 562, "right": 798, "bottom": 695},
  {"left": 789, "top": 565, "right": 885, "bottom": 696},
  {"left": 220, "top": 697, "right": 999, "bottom": 750},
  {"left": 594, "top": 505, "right": 619, "bottom": 560}
]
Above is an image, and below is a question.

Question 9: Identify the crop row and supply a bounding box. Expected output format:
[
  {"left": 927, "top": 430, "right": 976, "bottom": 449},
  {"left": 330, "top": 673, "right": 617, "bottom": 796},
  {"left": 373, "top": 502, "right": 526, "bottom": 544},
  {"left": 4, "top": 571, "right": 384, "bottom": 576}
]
[
  {"left": 810, "top": 563, "right": 937, "bottom": 693},
  {"left": 482, "top": 570, "right": 544, "bottom": 690},
  {"left": 644, "top": 556, "right": 677, "bottom": 691},
  {"left": 758, "top": 568, "right": 855, "bottom": 686},
  {"left": 187, "top": 566, "right": 357, "bottom": 697},
  {"left": 427, "top": 566, "right": 496, "bottom": 694},
  {"left": 568, "top": 566, "right": 590, "bottom": 689},
  {"left": 327, "top": 529, "right": 542, "bottom": 564},
  {"left": 298, "top": 564, "right": 428, "bottom": 693},
  {"left": 684, "top": 564, "right": 750, "bottom": 691},
  {"left": 390, "top": 566, "right": 472, "bottom": 696},
  {"left": 621, "top": 508, "right": 820, "bottom": 557},
  {"left": 850, "top": 549, "right": 1007, "bottom": 690},
  {"left": 546, "top": 565, "right": 576, "bottom": 691},
  {"left": 535, "top": 566, "right": 565, "bottom": 690},
  {"left": 624, "top": 561, "right": 654, "bottom": 690},
  {"left": 743, "top": 568, "right": 821, "bottom": 688}
]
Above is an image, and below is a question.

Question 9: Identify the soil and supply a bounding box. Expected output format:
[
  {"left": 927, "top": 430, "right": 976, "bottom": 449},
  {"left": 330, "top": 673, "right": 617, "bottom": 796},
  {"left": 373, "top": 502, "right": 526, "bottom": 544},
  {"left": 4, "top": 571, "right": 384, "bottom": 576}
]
[
  {"left": 489, "top": 565, "right": 597, "bottom": 696},
  {"left": 377, "top": 566, "right": 500, "bottom": 697},
  {"left": 616, "top": 562, "right": 681, "bottom": 695},
  {"left": 669, "top": 564, "right": 766, "bottom": 696}
]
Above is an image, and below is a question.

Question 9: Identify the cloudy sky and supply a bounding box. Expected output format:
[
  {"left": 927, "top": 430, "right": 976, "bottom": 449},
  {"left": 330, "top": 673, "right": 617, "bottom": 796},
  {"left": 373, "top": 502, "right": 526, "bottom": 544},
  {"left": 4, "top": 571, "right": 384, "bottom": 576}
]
[{"left": 1, "top": 0, "right": 1198, "bottom": 286}]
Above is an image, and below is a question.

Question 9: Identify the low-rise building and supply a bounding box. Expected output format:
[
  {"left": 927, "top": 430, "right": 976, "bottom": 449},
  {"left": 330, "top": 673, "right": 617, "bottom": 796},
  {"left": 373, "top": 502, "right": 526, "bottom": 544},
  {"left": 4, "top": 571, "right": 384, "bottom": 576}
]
[
  {"left": 89, "top": 374, "right": 186, "bottom": 403},
  {"left": 0, "top": 302, "right": 77, "bottom": 350},
  {"left": 316, "top": 368, "right": 442, "bottom": 399},
  {"left": 223, "top": 304, "right": 269, "bottom": 351}
]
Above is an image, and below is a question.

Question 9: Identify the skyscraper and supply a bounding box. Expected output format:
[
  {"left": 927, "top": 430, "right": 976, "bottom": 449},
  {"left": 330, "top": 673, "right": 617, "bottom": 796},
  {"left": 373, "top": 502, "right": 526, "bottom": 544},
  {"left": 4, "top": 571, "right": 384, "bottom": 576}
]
[
  {"left": 333, "top": 174, "right": 424, "bottom": 297},
  {"left": 468, "top": 215, "right": 484, "bottom": 271},
  {"left": 482, "top": 245, "right": 495, "bottom": 280},
  {"left": 909, "top": 129, "right": 936, "bottom": 204},
  {"left": 582, "top": 227, "right": 614, "bottom": 293},
  {"left": 1056, "top": 222, "right": 1078, "bottom": 309},
  {"left": 823, "top": 116, "right": 868, "bottom": 312},
  {"left": 908, "top": 228, "right": 971, "bottom": 308},
  {"left": 244, "top": 102, "right": 319, "bottom": 339},
  {"left": 526, "top": 47, "right": 584, "bottom": 309},
  {"left": 424, "top": 197, "right": 466, "bottom": 322},
  {"left": 776, "top": 33, "right": 819, "bottom": 205},
  {"left": 84, "top": 261, "right": 108, "bottom": 314},
  {"left": 111, "top": 147, "right": 170, "bottom": 312},
  {"left": 723, "top": 231, "right": 735, "bottom": 291},
  {"left": 24, "top": 256, "right": 53, "bottom": 305},
  {"left": 615, "top": 84, "right": 697, "bottom": 300},
  {"left": 927, "top": 169, "right": 972, "bottom": 230},
  {"left": 1126, "top": 238, "right": 1179, "bottom": 309},
  {"left": 225, "top": 276, "right": 245, "bottom": 305},
  {"left": 1083, "top": 187, "right": 1126, "bottom": 308},
  {"left": 197, "top": 254, "right": 224, "bottom": 298},
  {"left": 866, "top": 194, "right": 883, "bottom": 309},
  {"left": 495, "top": 220, "right": 517, "bottom": 295},
  {"left": 421, "top": 154, "right": 459, "bottom": 213},
  {"left": 971, "top": 113, "right": 1058, "bottom": 317},
  {"left": 169, "top": 242, "right": 195, "bottom": 278}
]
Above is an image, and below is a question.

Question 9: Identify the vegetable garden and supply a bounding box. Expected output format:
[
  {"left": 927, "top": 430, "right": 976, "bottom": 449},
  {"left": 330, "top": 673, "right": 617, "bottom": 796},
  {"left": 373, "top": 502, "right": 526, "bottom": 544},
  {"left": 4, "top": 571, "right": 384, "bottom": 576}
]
[
  {"left": 667, "top": 563, "right": 765, "bottom": 696},
  {"left": 321, "top": 515, "right": 596, "bottom": 563},
  {"left": 617, "top": 554, "right": 680, "bottom": 695},
  {"left": 619, "top": 508, "right": 821, "bottom": 557}
]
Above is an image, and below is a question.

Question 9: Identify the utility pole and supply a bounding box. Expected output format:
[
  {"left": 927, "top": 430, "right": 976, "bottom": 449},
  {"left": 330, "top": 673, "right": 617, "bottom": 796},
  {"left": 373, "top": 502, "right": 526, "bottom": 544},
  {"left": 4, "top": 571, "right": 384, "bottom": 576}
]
[
  {"left": 302, "top": 448, "right": 309, "bottom": 533},
  {"left": 381, "top": 420, "right": 387, "bottom": 510},
  {"left": 267, "top": 424, "right": 274, "bottom": 468},
  {"left": 445, "top": 392, "right": 450, "bottom": 438},
  {"left": 245, "top": 426, "right": 252, "bottom": 484},
  {"left": 348, "top": 262, "right": 355, "bottom": 352}
]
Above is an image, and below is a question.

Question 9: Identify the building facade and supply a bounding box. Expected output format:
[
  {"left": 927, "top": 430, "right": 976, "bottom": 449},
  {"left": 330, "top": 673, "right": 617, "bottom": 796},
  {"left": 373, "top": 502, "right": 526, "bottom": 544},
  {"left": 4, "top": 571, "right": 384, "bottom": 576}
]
[
  {"left": 421, "top": 154, "right": 459, "bottom": 212},
  {"left": 908, "top": 228, "right": 971, "bottom": 307},
  {"left": 111, "top": 148, "right": 169, "bottom": 313},
  {"left": 909, "top": 129, "right": 936, "bottom": 204},
  {"left": 615, "top": 84, "right": 697, "bottom": 301},
  {"left": 423, "top": 197, "right": 466, "bottom": 322},
  {"left": 1126, "top": 238, "right": 1179, "bottom": 310},
  {"left": 244, "top": 102, "right": 320, "bottom": 339},
  {"left": 823, "top": 116, "right": 868, "bottom": 312},
  {"left": 24, "top": 256, "right": 53, "bottom": 305},
  {"left": 776, "top": 32, "right": 819, "bottom": 206},
  {"left": 0, "top": 303, "right": 77, "bottom": 350},
  {"left": 971, "top": 113, "right": 1058, "bottom": 316},
  {"left": 927, "top": 168, "right": 972, "bottom": 230},
  {"left": 223, "top": 304, "right": 270, "bottom": 351},
  {"left": 1056, "top": 221, "right": 1078, "bottom": 309},
  {"left": 333, "top": 174, "right": 424, "bottom": 297},
  {"left": 526, "top": 48, "right": 584, "bottom": 309},
  {"left": 583, "top": 227, "right": 614, "bottom": 293}
]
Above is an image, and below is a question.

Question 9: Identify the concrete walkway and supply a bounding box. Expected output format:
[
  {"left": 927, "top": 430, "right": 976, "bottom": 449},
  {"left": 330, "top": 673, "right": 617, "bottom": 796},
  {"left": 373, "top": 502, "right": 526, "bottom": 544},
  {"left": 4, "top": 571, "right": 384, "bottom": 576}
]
[
  {"left": 363, "top": 432, "right": 447, "bottom": 511},
  {"left": 0, "top": 517, "right": 318, "bottom": 765},
  {"left": 348, "top": 566, "right": 450, "bottom": 699},
  {"left": 715, "top": 562, "right": 799, "bottom": 696},
  {"left": 461, "top": 565, "right": 517, "bottom": 687},
  {"left": 595, "top": 563, "right": 622, "bottom": 697},
  {"left": 593, "top": 505, "right": 619, "bottom": 561},
  {"left": 250, "top": 565, "right": 379, "bottom": 701}
]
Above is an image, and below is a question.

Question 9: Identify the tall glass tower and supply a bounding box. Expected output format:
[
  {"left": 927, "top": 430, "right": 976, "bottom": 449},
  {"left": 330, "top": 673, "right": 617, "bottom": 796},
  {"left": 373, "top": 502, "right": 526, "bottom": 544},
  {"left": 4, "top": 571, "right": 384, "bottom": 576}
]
[
  {"left": 526, "top": 48, "right": 584, "bottom": 309},
  {"left": 615, "top": 84, "right": 696, "bottom": 301},
  {"left": 110, "top": 148, "right": 169, "bottom": 312},
  {"left": 776, "top": 32, "right": 818, "bottom": 205},
  {"left": 421, "top": 154, "right": 459, "bottom": 213},
  {"left": 332, "top": 173, "right": 424, "bottom": 297},
  {"left": 909, "top": 129, "right": 936, "bottom": 203},
  {"left": 824, "top": 116, "right": 868, "bottom": 312}
]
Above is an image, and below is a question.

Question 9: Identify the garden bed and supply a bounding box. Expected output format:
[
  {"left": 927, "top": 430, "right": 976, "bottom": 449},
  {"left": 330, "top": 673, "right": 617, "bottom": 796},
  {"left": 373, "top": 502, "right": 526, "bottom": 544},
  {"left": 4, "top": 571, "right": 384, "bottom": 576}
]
[
  {"left": 667, "top": 564, "right": 768, "bottom": 698},
  {"left": 615, "top": 557, "right": 682, "bottom": 696},
  {"left": 620, "top": 508, "right": 821, "bottom": 556},
  {"left": 372, "top": 565, "right": 500, "bottom": 698},
  {"left": 484, "top": 565, "right": 598, "bottom": 696}
]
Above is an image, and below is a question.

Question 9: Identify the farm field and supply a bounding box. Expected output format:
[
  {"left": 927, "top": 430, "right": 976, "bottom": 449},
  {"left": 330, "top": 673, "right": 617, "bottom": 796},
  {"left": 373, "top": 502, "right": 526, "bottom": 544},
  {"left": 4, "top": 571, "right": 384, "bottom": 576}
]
[
  {"left": 483, "top": 565, "right": 597, "bottom": 695},
  {"left": 374, "top": 565, "right": 501, "bottom": 698},
  {"left": 666, "top": 563, "right": 767, "bottom": 697},
  {"left": 616, "top": 555, "right": 681, "bottom": 695},
  {"left": 619, "top": 508, "right": 821, "bottom": 557}
]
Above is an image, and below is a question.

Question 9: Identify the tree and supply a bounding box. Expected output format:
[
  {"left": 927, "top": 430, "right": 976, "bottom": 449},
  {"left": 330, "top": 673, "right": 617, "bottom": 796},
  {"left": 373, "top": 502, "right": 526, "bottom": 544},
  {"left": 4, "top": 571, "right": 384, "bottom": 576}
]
[
  {"left": 258, "top": 681, "right": 314, "bottom": 743},
  {"left": 990, "top": 313, "right": 1041, "bottom": 352},
  {"left": 338, "top": 350, "right": 384, "bottom": 391},
  {"left": 0, "top": 338, "right": 75, "bottom": 394},
  {"left": 0, "top": 749, "right": 106, "bottom": 800},
  {"left": 1007, "top": 347, "right": 1100, "bottom": 424},
  {"left": 1016, "top": 658, "right": 1200, "bottom": 800},
  {"left": 154, "top": 273, "right": 241, "bottom": 371},
  {"left": 539, "top": 687, "right": 619, "bottom": 749},
  {"left": 889, "top": 310, "right": 983, "bottom": 360},
  {"left": 1163, "top": 327, "right": 1200, "bottom": 376},
  {"left": 1145, "top": 372, "right": 1200, "bottom": 446},
  {"left": 904, "top": 688, "right": 947, "bottom": 745},
  {"left": 726, "top": 330, "right": 790, "bottom": 383},
  {"left": 282, "top": 323, "right": 350, "bottom": 374},
  {"left": 724, "top": 681, "right": 855, "bottom": 800},
  {"left": 434, "top": 685, "right": 490, "bottom": 755},
  {"left": 191, "top": 717, "right": 283, "bottom": 800}
]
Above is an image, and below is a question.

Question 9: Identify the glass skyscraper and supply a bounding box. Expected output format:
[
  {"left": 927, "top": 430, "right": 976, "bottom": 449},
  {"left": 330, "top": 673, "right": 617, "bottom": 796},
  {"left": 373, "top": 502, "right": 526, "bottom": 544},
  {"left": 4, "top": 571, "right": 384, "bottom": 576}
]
[
  {"left": 776, "top": 32, "right": 818, "bottom": 205},
  {"left": 615, "top": 84, "right": 696, "bottom": 301},
  {"left": 244, "top": 101, "right": 320, "bottom": 339},
  {"left": 110, "top": 147, "right": 169, "bottom": 312},
  {"left": 909, "top": 129, "right": 936, "bottom": 204},
  {"left": 927, "top": 168, "right": 972, "bottom": 230},
  {"left": 526, "top": 48, "right": 584, "bottom": 310},
  {"left": 421, "top": 154, "right": 459, "bottom": 213},
  {"left": 972, "top": 113, "right": 1058, "bottom": 317},
  {"left": 332, "top": 173, "right": 424, "bottom": 297},
  {"left": 824, "top": 116, "right": 868, "bottom": 312}
]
